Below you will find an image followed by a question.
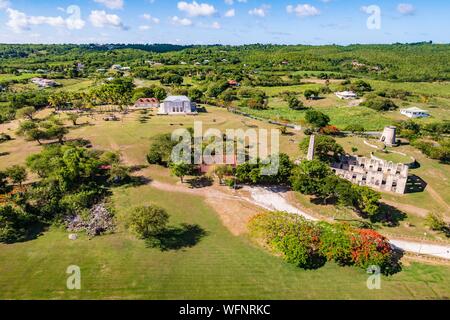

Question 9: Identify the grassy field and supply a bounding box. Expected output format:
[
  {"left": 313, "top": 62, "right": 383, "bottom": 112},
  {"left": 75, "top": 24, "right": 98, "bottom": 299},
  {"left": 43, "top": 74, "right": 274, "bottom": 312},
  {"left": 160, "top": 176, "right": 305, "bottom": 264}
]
[
  {"left": 1, "top": 106, "right": 449, "bottom": 299},
  {"left": 1, "top": 183, "right": 449, "bottom": 300},
  {"left": 0, "top": 73, "right": 39, "bottom": 82}
]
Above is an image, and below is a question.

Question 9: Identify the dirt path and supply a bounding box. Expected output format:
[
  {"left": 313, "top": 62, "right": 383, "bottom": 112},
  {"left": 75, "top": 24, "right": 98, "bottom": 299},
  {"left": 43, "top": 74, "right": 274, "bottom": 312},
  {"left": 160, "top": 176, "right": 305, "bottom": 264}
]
[
  {"left": 382, "top": 200, "right": 430, "bottom": 217},
  {"left": 145, "top": 178, "right": 450, "bottom": 260},
  {"left": 426, "top": 185, "right": 450, "bottom": 214},
  {"left": 149, "top": 180, "right": 264, "bottom": 236}
]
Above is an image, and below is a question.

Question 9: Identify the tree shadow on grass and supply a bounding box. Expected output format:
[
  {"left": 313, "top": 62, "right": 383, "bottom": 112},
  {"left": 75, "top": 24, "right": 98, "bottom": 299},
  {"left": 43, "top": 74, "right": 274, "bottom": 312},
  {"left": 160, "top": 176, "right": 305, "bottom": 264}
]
[
  {"left": 145, "top": 224, "right": 208, "bottom": 251},
  {"left": 370, "top": 203, "right": 407, "bottom": 227},
  {"left": 186, "top": 176, "right": 214, "bottom": 189}
]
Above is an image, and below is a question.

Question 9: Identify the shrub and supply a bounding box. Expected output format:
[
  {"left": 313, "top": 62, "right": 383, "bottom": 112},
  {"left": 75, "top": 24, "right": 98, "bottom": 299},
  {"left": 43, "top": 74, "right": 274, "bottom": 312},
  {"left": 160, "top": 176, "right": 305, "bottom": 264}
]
[
  {"left": 363, "top": 97, "right": 397, "bottom": 111},
  {"left": 0, "top": 133, "right": 12, "bottom": 143},
  {"left": 305, "top": 110, "right": 330, "bottom": 128},
  {"left": 344, "top": 124, "right": 365, "bottom": 133},
  {"left": 0, "top": 205, "right": 32, "bottom": 243},
  {"left": 128, "top": 205, "right": 169, "bottom": 239},
  {"left": 425, "top": 213, "right": 447, "bottom": 231},
  {"left": 319, "top": 222, "right": 353, "bottom": 266},
  {"left": 350, "top": 229, "right": 393, "bottom": 271}
]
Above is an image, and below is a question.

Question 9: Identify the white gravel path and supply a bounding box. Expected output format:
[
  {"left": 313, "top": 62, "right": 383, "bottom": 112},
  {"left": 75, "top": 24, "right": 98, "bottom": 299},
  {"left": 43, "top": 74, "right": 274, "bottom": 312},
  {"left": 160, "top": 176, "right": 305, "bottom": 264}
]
[{"left": 245, "top": 186, "right": 450, "bottom": 260}]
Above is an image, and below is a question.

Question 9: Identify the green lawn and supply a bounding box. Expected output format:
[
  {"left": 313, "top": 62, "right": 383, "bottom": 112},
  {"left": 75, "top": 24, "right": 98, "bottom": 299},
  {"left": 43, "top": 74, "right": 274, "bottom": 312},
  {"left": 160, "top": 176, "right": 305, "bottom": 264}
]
[{"left": 0, "top": 184, "right": 449, "bottom": 300}]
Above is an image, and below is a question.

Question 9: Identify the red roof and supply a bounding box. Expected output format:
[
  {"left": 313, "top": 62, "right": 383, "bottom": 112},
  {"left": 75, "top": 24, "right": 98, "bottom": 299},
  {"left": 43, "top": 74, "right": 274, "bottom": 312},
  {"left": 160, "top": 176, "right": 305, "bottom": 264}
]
[
  {"left": 228, "top": 80, "right": 238, "bottom": 85},
  {"left": 136, "top": 98, "right": 159, "bottom": 104}
]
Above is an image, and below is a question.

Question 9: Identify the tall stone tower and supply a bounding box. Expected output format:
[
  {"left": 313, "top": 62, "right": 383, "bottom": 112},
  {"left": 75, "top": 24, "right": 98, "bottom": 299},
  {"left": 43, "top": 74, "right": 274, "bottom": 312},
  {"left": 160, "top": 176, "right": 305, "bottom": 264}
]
[
  {"left": 307, "top": 135, "right": 315, "bottom": 161},
  {"left": 380, "top": 126, "right": 397, "bottom": 147}
]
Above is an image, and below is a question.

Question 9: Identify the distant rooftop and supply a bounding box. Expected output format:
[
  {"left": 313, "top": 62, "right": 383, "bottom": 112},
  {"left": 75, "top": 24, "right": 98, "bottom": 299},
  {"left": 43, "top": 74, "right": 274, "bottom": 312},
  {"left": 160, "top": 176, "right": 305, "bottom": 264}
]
[
  {"left": 401, "top": 107, "right": 429, "bottom": 113},
  {"left": 164, "top": 96, "right": 190, "bottom": 102}
]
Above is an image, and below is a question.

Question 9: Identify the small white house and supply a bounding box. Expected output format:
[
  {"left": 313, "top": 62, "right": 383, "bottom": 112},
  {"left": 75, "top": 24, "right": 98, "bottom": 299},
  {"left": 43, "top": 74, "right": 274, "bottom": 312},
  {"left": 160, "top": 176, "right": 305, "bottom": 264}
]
[
  {"left": 335, "top": 91, "right": 358, "bottom": 100},
  {"left": 31, "top": 78, "right": 58, "bottom": 88},
  {"left": 158, "top": 96, "right": 197, "bottom": 115},
  {"left": 400, "top": 107, "right": 430, "bottom": 118}
]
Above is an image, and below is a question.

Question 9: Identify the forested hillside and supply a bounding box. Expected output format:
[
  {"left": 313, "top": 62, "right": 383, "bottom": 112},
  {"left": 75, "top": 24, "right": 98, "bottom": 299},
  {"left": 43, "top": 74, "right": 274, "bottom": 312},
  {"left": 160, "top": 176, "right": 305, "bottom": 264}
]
[{"left": 0, "top": 43, "right": 449, "bottom": 82}]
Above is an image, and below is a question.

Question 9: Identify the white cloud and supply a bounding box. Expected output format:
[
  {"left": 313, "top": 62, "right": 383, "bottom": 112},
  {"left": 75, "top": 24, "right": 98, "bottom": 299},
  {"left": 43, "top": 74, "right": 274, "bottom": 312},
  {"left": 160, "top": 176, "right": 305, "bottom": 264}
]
[
  {"left": 139, "top": 25, "right": 151, "bottom": 30},
  {"left": 5, "top": 7, "right": 85, "bottom": 33},
  {"left": 142, "top": 13, "right": 160, "bottom": 24},
  {"left": 94, "top": 0, "right": 124, "bottom": 10},
  {"left": 225, "top": 0, "right": 246, "bottom": 5},
  {"left": 397, "top": 3, "right": 415, "bottom": 15},
  {"left": 66, "top": 5, "right": 86, "bottom": 30},
  {"left": 249, "top": 5, "right": 270, "bottom": 17},
  {"left": 211, "top": 21, "right": 221, "bottom": 29},
  {"left": 171, "top": 16, "right": 193, "bottom": 26},
  {"left": 0, "top": 0, "right": 10, "bottom": 10},
  {"left": 224, "top": 9, "right": 235, "bottom": 17},
  {"left": 177, "top": 1, "right": 216, "bottom": 17},
  {"left": 89, "top": 10, "right": 127, "bottom": 29},
  {"left": 286, "top": 4, "right": 320, "bottom": 17}
]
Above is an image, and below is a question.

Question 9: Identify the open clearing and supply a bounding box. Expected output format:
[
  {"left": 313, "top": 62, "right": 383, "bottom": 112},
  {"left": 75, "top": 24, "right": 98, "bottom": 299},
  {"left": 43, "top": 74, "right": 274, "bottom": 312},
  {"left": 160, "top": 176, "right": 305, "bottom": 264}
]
[{"left": 1, "top": 106, "right": 449, "bottom": 299}]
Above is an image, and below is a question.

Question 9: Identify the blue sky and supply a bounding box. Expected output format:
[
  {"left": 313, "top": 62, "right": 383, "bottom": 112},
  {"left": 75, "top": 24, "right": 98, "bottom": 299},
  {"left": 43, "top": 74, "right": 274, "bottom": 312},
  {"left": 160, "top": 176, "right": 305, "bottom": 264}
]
[{"left": 0, "top": 0, "right": 448, "bottom": 45}]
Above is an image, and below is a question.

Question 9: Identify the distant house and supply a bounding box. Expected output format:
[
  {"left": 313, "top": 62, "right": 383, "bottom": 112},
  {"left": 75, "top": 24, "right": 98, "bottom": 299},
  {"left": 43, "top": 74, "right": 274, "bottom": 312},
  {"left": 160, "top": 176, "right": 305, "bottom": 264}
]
[
  {"left": 158, "top": 96, "right": 197, "bottom": 115},
  {"left": 133, "top": 98, "right": 159, "bottom": 109},
  {"left": 228, "top": 80, "right": 239, "bottom": 87},
  {"left": 335, "top": 91, "right": 358, "bottom": 100},
  {"left": 31, "top": 77, "right": 58, "bottom": 88},
  {"left": 111, "top": 64, "right": 131, "bottom": 72},
  {"left": 400, "top": 107, "right": 430, "bottom": 118}
]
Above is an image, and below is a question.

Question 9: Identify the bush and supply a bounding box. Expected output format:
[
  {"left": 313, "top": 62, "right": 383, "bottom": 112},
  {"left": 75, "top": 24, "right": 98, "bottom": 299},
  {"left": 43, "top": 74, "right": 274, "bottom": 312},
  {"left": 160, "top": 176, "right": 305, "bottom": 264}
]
[
  {"left": 350, "top": 229, "right": 393, "bottom": 271},
  {"left": 0, "top": 133, "right": 12, "bottom": 143},
  {"left": 363, "top": 97, "right": 397, "bottom": 111},
  {"left": 0, "top": 205, "right": 32, "bottom": 243},
  {"left": 319, "top": 222, "right": 353, "bottom": 266},
  {"left": 425, "top": 213, "right": 448, "bottom": 231},
  {"left": 249, "top": 212, "right": 396, "bottom": 273},
  {"left": 251, "top": 211, "right": 325, "bottom": 272},
  {"left": 305, "top": 110, "right": 330, "bottom": 128},
  {"left": 128, "top": 205, "right": 169, "bottom": 239},
  {"left": 344, "top": 124, "right": 365, "bottom": 133}
]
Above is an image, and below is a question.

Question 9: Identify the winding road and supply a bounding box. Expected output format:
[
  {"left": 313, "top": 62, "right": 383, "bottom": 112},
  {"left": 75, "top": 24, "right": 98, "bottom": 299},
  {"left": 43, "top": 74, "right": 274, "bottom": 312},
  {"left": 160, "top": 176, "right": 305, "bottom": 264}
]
[{"left": 243, "top": 186, "right": 450, "bottom": 260}]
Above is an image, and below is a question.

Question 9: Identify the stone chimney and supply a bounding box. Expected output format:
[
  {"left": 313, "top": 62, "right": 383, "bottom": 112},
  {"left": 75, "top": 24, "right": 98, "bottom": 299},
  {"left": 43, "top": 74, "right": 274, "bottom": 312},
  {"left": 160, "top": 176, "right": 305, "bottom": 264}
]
[
  {"left": 380, "top": 126, "right": 397, "bottom": 147},
  {"left": 307, "top": 135, "right": 315, "bottom": 161}
]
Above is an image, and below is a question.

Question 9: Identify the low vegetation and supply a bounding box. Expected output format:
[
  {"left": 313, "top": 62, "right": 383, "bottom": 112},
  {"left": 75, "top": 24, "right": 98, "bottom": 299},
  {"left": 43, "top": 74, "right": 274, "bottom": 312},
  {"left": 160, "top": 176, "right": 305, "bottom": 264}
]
[{"left": 249, "top": 211, "right": 400, "bottom": 274}]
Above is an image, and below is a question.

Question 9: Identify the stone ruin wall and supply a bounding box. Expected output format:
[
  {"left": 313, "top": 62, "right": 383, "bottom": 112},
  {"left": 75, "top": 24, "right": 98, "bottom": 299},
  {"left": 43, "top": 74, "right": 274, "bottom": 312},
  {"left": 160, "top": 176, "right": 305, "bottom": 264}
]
[{"left": 332, "top": 155, "right": 409, "bottom": 194}]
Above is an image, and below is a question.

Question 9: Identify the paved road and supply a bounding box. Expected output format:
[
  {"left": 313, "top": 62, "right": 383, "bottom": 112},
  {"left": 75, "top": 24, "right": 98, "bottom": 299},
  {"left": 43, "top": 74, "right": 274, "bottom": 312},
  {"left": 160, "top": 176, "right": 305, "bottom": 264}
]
[{"left": 245, "top": 186, "right": 450, "bottom": 260}]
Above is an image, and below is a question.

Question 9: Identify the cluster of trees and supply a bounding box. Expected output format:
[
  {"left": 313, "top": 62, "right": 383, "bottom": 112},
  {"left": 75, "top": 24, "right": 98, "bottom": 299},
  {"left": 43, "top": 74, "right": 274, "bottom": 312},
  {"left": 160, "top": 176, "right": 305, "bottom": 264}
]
[
  {"left": 0, "top": 144, "right": 129, "bottom": 243},
  {"left": 3, "top": 43, "right": 450, "bottom": 82},
  {"left": 0, "top": 91, "right": 49, "bottom": 123},
  {"left": 238, "top": 88, "right": 269, "bottom": 110},
  {"left": 397, "top": 120, "right": 450, "bottom": 163},
  {"left": 411, "top": 139, "right": 450, "bottom": 163},
  {"left": 17, "top": 116, "right": 68, "bottom": 145},
  {"left": 299, "top": 135, "right": 343, "bottom": 163},
  {"left": 235, "top": 154, "right": 293, "bottom": 185},
  {"left": 132, "top": 85, "right": 167, "bottom": 102},
  {"left": 290, "top": 159, "right": 382, "bottom": 219},
  {"left": 249, "top": 211, "right": 399, "bottom": 274},
  {"left": 304, "top": 110, "right": 331, "bottom": 130},
  {"left": 362, "top": 95, "right": 398, "bottom": 112}
]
